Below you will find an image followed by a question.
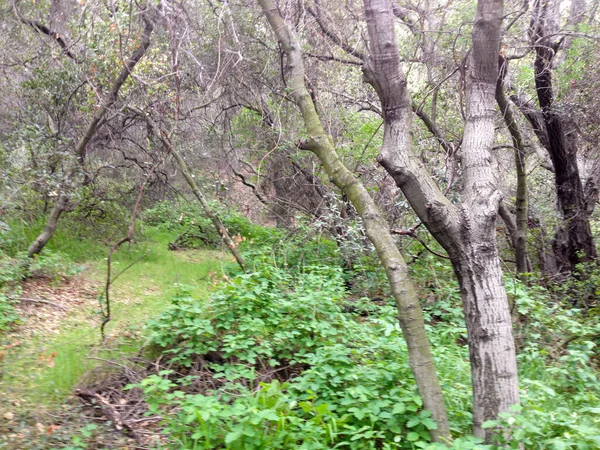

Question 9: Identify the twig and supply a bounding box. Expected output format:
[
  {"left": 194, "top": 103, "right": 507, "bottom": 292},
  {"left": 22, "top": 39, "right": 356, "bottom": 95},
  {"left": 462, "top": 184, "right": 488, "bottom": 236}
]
[
  {"left": 391, "top": 228, "right": 451, "bottom": 260},
  {"left": 87, "top": 356, "right": 136, "bottom": 372},
  {"left": 16, "top": 297, "right": 68, "bottom": 311},
  {"left": 101, "top": 166, "right": 157, "bottom": 341},
  {"left": 74, "top": 388, "right": 141, "bottom": 442}
]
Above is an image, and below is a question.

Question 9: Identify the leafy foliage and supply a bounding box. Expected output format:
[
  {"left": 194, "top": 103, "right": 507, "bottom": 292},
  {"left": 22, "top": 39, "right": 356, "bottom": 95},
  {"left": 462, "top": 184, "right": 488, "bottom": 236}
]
[
  {"left": 138, "top": 262, "right": 452, "bottom": 448},
  {"left": 131, "top": 219, "right": 600, "bottom": 449}
]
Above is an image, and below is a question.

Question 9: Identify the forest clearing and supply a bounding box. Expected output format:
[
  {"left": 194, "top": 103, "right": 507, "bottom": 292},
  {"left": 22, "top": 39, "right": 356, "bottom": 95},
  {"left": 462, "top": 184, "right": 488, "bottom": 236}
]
[{"left": 1, "top": 0, "right": 600, "bottom": 448}]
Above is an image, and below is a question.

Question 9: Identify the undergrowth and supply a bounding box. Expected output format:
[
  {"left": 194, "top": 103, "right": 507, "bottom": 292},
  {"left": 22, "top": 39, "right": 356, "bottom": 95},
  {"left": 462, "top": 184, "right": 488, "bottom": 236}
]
[
  {"left": 128, "top": 223, "right": 600, "bottom": 449},
  {"left": 2, "top": 205, "right": 599, "bottom": 449}
]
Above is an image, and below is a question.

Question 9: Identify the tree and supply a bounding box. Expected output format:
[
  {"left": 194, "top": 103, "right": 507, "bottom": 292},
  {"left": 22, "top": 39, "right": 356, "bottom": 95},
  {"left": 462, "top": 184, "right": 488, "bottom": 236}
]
[
  {"left": 511, "top": 0, "right": 598, "bottom": 274},
  {"left": 362, "top": 0, "right": 519, "bottom": 440},
  {"left": 496, "top": 55, "right": 530, "bottom": 275},
  {"left": 26, "top": 7, "right": 156, "bottom": 257},
  {"left": 256, "top": 0, "right": 450, "bottom": 441}
]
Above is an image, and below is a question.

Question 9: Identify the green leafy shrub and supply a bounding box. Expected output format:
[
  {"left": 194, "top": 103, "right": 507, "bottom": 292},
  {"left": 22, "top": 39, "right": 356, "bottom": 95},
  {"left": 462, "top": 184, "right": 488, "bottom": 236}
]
[
  {"left": 0, "top": 293, "right": 20, "bottom": 332},
  {"left": 136, "top": 377, "right": 344, "bottom": 449},
  {"left": 144, "top": 201, "right": 280, "bottom": 251},
  {"left": 146, "top": 265, "right": 347, "bottom": 368},
  {"left": 138, "top": 264, "right": 453, "bottom": 449}
]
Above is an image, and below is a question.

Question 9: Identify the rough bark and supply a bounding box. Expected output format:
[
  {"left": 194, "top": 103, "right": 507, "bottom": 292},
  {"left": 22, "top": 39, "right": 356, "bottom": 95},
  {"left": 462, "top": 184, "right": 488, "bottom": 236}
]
[
  {"left": 257, "top": 0, "right": 450, "bottom": 442},
  {"left": 529, "top": 0, "right": 597, "bottom": 273},
  {"left": 496, "top": 56, "right": 529, "bottom": 274},
  {"left": 363, "top": 0, "right": 519, "bottom": 441},
  {"left": 27, "top": 14, "right": 155, "bottom": 258}
]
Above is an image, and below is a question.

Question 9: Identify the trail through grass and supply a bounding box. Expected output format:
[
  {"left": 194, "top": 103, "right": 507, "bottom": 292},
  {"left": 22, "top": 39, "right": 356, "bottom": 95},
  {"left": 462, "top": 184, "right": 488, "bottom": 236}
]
[{"left": 0, "top": 229, "right": 229, "bottom": 410}]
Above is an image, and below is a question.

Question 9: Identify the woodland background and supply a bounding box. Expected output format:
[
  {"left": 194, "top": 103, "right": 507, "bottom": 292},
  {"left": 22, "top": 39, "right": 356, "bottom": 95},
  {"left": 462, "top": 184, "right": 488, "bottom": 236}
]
[{"left": 1, "top": 0, "right": 600, "bottom": 448}]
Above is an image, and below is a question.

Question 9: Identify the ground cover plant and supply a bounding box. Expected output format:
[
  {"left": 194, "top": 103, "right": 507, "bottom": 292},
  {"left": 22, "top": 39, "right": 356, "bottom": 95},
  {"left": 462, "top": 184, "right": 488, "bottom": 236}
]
[
  {"left": 107, "top": 227, "right": 598, "bottom": 449},
  {"left": 1, "top": 198, "right": 599, "bottom": 449},
  {"left": 0, "top": 216, "right": 229, "bottom": 449}
]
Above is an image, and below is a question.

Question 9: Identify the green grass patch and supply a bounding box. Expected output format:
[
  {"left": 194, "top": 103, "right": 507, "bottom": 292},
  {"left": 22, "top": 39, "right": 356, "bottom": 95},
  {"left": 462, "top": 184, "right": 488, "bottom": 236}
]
[{"left": 0, "top": 227, "right": 228, "bottom": 409}]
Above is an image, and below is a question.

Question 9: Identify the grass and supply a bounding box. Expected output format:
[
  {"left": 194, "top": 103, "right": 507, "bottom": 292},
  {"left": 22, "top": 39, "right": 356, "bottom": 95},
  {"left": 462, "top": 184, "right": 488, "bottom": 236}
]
[{"left": 0, "top": 227, "right": 230, "bottom": 409}]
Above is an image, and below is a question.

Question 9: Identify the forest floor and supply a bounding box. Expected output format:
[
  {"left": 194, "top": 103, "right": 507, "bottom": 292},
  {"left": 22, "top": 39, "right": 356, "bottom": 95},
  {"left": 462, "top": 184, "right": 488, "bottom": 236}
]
[{"left": 0, "top": 232, "right": 228, "bottom": 449}]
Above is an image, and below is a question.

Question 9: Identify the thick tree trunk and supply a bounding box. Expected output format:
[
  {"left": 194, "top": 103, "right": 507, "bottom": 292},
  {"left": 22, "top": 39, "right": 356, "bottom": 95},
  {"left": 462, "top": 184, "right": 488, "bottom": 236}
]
[
  {"left": 530, "top": 0, "right": 597, "bottom": 273},
  {"left": 27, "top": 193, "right": 69, "bottom": 258},
  {"left": 453, "top": 243, "right": 520, "bottom": 437},
  {"left": 363, "top": 0, "right": 519, "bottom": 441},
  {"left": 257, "top": 0, "right": 450, "bottom": 442}
]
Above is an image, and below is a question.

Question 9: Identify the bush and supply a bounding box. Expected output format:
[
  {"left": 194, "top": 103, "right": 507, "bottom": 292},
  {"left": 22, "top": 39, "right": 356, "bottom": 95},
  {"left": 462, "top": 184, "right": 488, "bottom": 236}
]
[
  {"left": 144, "top": 201, "right": 281, "bottom": 251},
  {"left": 137, "top": 264, "right": 450, "bottom": 449}
]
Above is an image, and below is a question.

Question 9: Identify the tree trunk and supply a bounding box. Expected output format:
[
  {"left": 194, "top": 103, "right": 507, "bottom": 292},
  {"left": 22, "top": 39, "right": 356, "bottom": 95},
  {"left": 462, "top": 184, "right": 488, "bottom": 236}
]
[
  {"left": 530, "top": 0, "right": 597, "bottom": 273},
  {"left": 170, "top": 146, "right": 247, "bottom": 272},
  {"left": 363, "top": 0, "right": 519, "bottom": 441},
  {"left": 499, "top": 203, "right": 533, "bottom": 273},
  {"left": 496, "top": 56, "right": 529, "bottom": 274},
  {"left": 137, "top": 112, "right": 247, "bottom": 272},
  {"left": 452, "top": 241, "right": 520, "bottom": 437},
  {"left": 27, "top": 193, "right": 69, "bottom": 258},
  {"left": 257, "top": 0, "right": 450, "bottom": 442}
]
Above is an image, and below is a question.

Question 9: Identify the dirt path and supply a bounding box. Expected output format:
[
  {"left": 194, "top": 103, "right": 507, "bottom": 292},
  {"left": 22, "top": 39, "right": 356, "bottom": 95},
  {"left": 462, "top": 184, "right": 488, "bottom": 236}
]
[{"left": 0, "top": 242, "right": 227, "bottom": 449}]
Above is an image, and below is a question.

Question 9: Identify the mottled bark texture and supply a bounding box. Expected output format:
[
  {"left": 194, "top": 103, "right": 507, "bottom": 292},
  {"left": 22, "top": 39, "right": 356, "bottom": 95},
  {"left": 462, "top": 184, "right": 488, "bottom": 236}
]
[
  {"left": 363, "top": 0, "right": 519, "bottom": 441},
  {"left": 27, "top": 14, "right": 155, "bottom": 258},
  {"left": 257, "top": 0, "right": 450, "bottom": 443},
  {"left": 529, "top": 0, "right": 597, "bottom": 273}
]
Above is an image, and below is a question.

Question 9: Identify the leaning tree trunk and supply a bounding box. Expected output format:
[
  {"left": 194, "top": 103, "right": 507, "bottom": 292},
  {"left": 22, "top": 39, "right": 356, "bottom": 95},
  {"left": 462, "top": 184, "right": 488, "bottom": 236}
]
[
  {"left": 139, "top": 113, "right": 247, "bottom": 272},
  {"left": 27, "top": 193, "right": 69, "bottom": 258},
  {"left": 170, "top": 146, "right": 247, "bottom": 272},
  {"left": 27, "top": 14, "right": 155, "bottom": 257},
  {"left": 363, "top": 0, "right": 519, "bottom": 441},
  {"left": 257, "top": 0, "right": 450, "bottom": 442}
]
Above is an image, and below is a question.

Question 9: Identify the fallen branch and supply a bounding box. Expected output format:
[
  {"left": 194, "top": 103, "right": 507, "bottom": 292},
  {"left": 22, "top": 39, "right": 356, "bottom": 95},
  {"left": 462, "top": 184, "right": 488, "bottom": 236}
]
[
  {"left": 16, "top": 297, "right": 68, "bottom": 311},
  {"left": 74, "top": 388, "right": 141, "bottom": 443}
]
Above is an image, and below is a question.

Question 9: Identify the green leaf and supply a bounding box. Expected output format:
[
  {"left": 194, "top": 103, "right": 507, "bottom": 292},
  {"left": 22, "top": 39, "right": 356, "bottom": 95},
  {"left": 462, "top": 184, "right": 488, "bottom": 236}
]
[
  {"left": 225, "top": 430, "right": 242, "bottom": 444},
  {"left": 407, "top": 431, "right": 420, "bottom": 441},
  {"left": 392, "top": 403, "right": 406, "bottom": 415},
  {"left": 406, "top": 417, "right": 421, "bottom": 428},
  {"left": 421, "top": 418, "right": 438, "bottom": 430}
]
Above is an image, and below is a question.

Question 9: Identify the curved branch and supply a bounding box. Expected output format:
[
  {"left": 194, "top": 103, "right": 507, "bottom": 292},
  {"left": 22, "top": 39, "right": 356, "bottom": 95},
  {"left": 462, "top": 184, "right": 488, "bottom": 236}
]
[{"left": 23, "top": 20, "right": 78, "bottom": 61}]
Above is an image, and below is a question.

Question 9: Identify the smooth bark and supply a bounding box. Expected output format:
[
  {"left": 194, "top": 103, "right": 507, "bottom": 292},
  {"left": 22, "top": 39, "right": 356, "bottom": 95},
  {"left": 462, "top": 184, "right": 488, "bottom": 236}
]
[
  {"left": 257, "top": 0, "right": 450, "bottom": 442},
  {"left": 27, "top": 193, "right": 69, "bottom": 258},
  {"left": 170, "top": 147, "right": 247, "bottom": 272},
  {"left": 139, "top": 113, "right": 247, "bottom": 272},
  {"left": 363, "top": 0, "right": 519, "bottom": 441}
]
